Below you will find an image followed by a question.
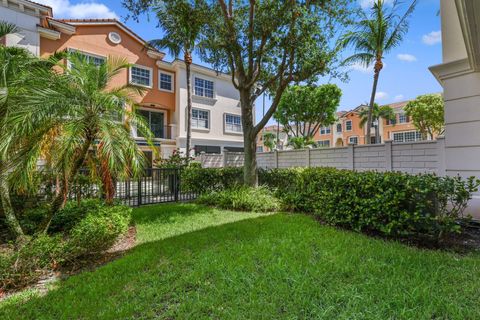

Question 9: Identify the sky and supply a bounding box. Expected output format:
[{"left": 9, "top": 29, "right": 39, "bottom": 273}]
[{"left": 36, "top": 0, "right": 443, "bottom": 124}]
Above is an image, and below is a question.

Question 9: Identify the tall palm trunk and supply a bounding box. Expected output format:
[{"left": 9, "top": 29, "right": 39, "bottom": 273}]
[
  {"left": 0, "top": 161, "right": 24, "bottom": 241},
  {"left": 41, "top": 135, "right": 94, "bottom": 233},
  {"left": 366, "top": 58, "right": 383, "bottom": 144},
  {"left": 185, "top": 51, "right": 193, "bottom": 159}
]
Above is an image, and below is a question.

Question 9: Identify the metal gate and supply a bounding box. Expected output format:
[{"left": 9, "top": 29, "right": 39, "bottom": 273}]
[{"left": 109, "top": 168, "right": 196, "bottom": 206}]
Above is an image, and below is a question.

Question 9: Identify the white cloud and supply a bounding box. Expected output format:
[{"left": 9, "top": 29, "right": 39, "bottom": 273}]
[
  {"left": 397, "top": 54, "right": 417, "bottom": 62},
  {"left": 359, "top": 0, "right": 393, "bottom": 9},
  {"left": 36, "top": 0, "right": 118, "bottom": 19},
  {"left": 375, "top": 92, "right": 388, "bottom": 100},
  {"left": 422, "top": 31, "right": 442, "bottom": 45},
  {"left": 349, "top": 62, "right": 372, "bottom": 74},
  {"left": 394, "top": 94, "right": 404, "bottom": 101}
]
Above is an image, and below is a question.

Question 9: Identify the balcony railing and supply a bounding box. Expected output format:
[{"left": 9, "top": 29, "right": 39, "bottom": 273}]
[{"left": 138, "top": 125, "right": 173, "bottom": 140}]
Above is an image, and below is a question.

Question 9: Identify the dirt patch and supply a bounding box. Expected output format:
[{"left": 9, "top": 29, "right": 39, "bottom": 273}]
[{"left": 0, "top": 226, "right": 137, "bottom": 301}]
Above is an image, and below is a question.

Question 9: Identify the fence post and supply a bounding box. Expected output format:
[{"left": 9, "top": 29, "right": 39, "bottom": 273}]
[
  {"left": 436, "top": 135, "right": 446, "bottom": 176},
  {"left": 306, "top": 148, "right": 311, "bottom": 167},
  {"left": 385, "top": 140, "right": 393, "bottom": 171},
  {"left": 347, "top": 143, "right": 355, "bottom": 170},
  {"left": 137, "top": 177, "right": 142, "bottom": 206},
  {"left": 200, "top": 151, "right": 206, "bottom": 168},
  {"left": 223, "top": 151, "right": 229, "bottom": 168},
  {"left": 274, "top": 150, "right": 279, "bottom": 168},
  {"left": 174, "top": 169, "right": 179, "bottom": 202}
]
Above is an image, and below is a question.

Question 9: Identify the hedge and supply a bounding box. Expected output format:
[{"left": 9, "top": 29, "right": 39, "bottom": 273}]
[{"left": 182, "top": 166, "right": 479, "bottom": 240}]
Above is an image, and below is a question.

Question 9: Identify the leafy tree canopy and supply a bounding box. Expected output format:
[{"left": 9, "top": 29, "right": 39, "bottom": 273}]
[
  {"left": 274, "top": 84, "right": 341, "bottom": 138},
  {"left": 404, "top": 94, "right": 444, "bottom": 140}
]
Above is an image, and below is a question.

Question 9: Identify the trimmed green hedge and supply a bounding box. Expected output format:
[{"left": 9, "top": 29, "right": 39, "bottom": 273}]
[{"left": 182, "top": 166, "right": 479, "bottom": 240}]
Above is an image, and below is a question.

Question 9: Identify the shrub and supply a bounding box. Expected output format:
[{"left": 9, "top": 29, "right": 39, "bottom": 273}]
[
  {"left": 0, "top": 234, "right": 64, "bottom": 290},
  {"left": 49, "top": 199, "right": 106, "bottom": 233},
  {"left": 259, "top": 167, "right": 479, "bottom": 240},
  {"left": 65, "top": 205, "right": 132, "bottom": 259},
  {"left": 181, "top": 166, "right": 243, "bottom": 194},
  {"left": 196, "top": 186, "right": 280, "bottom": 212}
]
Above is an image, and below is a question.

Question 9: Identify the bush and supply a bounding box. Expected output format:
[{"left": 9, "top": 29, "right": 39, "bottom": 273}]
[
  {"left": 65, "top": 205, "right": 132, "bottom": 259},
  {"left": 259, "top": 167, "right": 479, "bottom": 240},
  {"left": 196, "top": 186, "right": 280, "bottom": 212},
  {"left": 181, "top": 166, "right": 243, "bottom": 194},
  {"left": 49, "top": 199, "right": 106, "bottom": 233},
  {"left": 0, "top": 234, "right": 64, "bottom": 290}
]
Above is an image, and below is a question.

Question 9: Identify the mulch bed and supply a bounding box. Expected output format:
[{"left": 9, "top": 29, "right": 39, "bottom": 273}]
[{"left": 0, "top": 226, "right": 137, "bottom": 301}]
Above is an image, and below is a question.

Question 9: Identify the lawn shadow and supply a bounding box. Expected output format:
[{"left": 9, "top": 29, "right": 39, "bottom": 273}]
[{"left": 132, "top": 202, "right": 215, "bottom": 225}]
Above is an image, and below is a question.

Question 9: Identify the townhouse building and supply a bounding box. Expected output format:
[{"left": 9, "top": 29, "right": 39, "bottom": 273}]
[
  {"left": 312, "top": 99, "right": 433, "bottom": 148},
  {"left": 256, "top": 125, "right": 288, "bottom": 152},
  {"left": 1, "top": 0, "right": 245, "bottom": 165}
]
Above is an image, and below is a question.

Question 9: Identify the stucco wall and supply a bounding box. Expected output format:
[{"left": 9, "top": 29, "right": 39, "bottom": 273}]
[{"left": 0, "top": 5, "right": 40, "bottom": 55}]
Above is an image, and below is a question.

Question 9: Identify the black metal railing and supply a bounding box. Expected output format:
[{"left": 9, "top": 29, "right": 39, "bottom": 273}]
[{"left": 41, "top": 168, "right": 196, "bottom": 207}]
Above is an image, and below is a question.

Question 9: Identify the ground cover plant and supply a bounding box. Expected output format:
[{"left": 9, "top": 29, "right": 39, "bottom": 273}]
[{"left": 1, "top": 203, "right": 479, "bottom": 319}]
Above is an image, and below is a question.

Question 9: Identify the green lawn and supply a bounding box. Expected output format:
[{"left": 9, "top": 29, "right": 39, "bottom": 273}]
[{"left": 1, "top": 204, "right": 480, "bottom": 319}]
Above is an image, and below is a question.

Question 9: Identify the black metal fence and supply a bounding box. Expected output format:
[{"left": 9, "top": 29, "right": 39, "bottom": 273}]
[{"left": 56, "top": 168, "right": 197, "bottom": 207}]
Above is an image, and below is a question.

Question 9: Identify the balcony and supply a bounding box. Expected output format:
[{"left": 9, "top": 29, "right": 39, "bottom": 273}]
[{"left": 137, "top": 124, "right": 176, "bottom": 141}]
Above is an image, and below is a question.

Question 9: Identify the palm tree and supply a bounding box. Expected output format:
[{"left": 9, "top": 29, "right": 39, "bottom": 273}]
[
  {"left": 2, "top": 52, "right": 154, "bottom": 232},
  {"left": 148, "top": 1, "right": 208, "bottom": 159},
  {"left": 287, "top": 136, "right": 315, "bottom": 150},
  {"left": 0, "top": 45, "right": 33, "bottom": 241},
  {"left": 0, "top": 21, "right": 18, "bottom": 39},
  {"left": 358, "top": 103, "right": 395, "bottom": 143},
  {"left": 263, "top": 132, "right": 276, "bottom": 151},
  {"left": 343, "top": 0, "right": 417, "bottom": 144}
]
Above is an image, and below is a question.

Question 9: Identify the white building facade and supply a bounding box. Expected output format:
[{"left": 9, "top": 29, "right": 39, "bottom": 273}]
[
  {"left": 162, "top": 61, "right": 245, "bottom": 156},
  {"left": 0, "top": 0, "right": 52, "bottom": 56}
]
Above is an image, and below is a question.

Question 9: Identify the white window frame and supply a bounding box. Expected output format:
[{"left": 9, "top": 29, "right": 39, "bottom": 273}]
[
  {"left": 224, "top": 113, "right": 243, "bottom": 134},
  {"left": 317, "top": 140, "right": 330, "bottom": 148},
  {"left": 391, "top": 130, "right": 422, "bottom": 143},
  {"left": 129, "top": 64, "right": 153, "bottom": 88},
  {"left": 194, "top": 75, "right": 215, "bottom": 99},
  {"left": 67, "top": 48, "right": 106, "bottom": 68},
  {"left": 336, "top": 123, "right": 342, "bottom": 133},
  {"left": 191, "top": 107, "right": 210, "bottom": 130},
  {"left": 345, "top": 120, "right": 353, "bottom": 131},
  {"left": 398, "top": 113, "right": 408, "bottom": 124},
  {"left": 320, "top": 126, "right": 331, "bottom": 135},
  {"left": 158, "top": 71, "right": 174, "bottom": 92},
  {"left": 349, "top": 136, "right": 358, "bottom": 145}
]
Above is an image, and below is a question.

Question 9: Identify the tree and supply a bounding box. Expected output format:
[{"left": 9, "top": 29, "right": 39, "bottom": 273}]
[
  {"left": 287, "top": 136, "right": 316, "bottom": 150},
  {"left": 201, "top": 1, "right": 351, "bottom": 185},
  {"left": 404, "top": 94, "right": 444, "bottom": 140},
  {"left": 358, "top": 103, "right": 395, "bottom": 143},
  {"left": 1, "top": 52, "right": 153, "bottom": 232},
  {"left": 274, "top": 84, "right": 341, "bottom": 139},
  {"left": 143, "top": 0, "right": 209, "bottom": 158},
  {"left": 0, "top": 21, "right": 30, "bottom": 242},
  {"left": 343, "top": 0, "right": 416, "bottom": 144},
  {"left": 262, "top": 132, "right": 276, "bottom": 151}
]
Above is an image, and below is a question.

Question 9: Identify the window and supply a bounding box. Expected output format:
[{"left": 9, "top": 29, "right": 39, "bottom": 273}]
[
  {"left": 256, "top": 146, "right": 264, "bottom": 152},
  {"left": 386, "top": 117, "right": 397, "bottom": 125},
  {"left": 159, "top": 72, "right": 173, "bottom": 92},
  {"left": 68, "top": 49, "right": 105, "bottom": 68},
  {"left": 398, "top": 113, "right": 408, "bottom": 123},
  {"left": 195, "top": 145, "right": 221, "bottom": 155},
  {"left": 317, "top": 140, "right": 330, "bottom": 148},
  {"left": 392, "top": 131, "right": 422, "bottom": 143},
  {"left": 130, "top": 66, "right": 152, "bottom": 87},
  {"left": 192, "top": 108, "right": 209, "bottom": 129},
  {"left": 224, "top": 146, "right": 244, "bottom": 152},
  {"left": 320, "top": 126, "right": 331, "bottom": 135},
  {"left": 225, "top": 114, "right": 242, "bottom": 133},
  {"left": 349, "top": 136, "right": 358, "bottom": 145},
  {"left": 346, "top": 120, "right": 352, "bottom": 131},
  {"left": 194, "top": 77, "right": 214, "bottom": 98},
  {"left": 137, "top": 110, "right": 165, "bottom": 138},
  {"left": 336, "top": 123, "right": 342, "bottom": 133}
]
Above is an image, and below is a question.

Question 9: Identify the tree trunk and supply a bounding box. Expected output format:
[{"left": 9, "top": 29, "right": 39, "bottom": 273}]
[
  {"left": 240, "top": 90, "right": 257, "bottom": 186},
  {"left": 185, "top": 52, "right": 193, "bottom": 159},
  {"left": 0, "top": 162, "right": 24, "bottom": 241},
  {"left": 40, "top": 136, "right": 93, "bottom": 233},
  {"left": 367, "top": 59, "right": 382, "bottom": 145}
]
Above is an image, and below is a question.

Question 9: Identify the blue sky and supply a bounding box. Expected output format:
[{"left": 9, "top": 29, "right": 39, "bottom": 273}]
[{"left": 38, "top": 0, "right": 442, "bottom": 124}]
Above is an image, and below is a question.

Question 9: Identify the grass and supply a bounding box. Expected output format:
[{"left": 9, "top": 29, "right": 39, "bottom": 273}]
[{"left": 1, "top": 203, "right": 480, "bottom": 319}]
